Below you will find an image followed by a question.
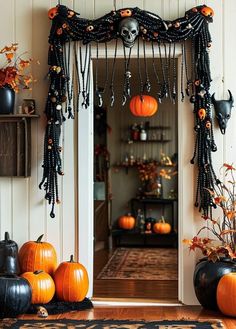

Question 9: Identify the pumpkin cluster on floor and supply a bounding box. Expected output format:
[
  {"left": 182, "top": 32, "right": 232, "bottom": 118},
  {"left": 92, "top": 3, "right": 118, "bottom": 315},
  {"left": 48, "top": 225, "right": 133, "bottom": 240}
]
[{"left": 0, "top": 232, "right": 89, "bottom": 318}]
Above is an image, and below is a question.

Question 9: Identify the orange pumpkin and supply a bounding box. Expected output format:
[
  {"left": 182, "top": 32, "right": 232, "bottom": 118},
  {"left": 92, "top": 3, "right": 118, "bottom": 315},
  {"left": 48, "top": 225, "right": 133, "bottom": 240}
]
[
  {"left": 130, "top": 95, "right": 158, "bottom": 117},
  {"left": 19, "top": 234, "right": 57, "bottom": 275},
  {"left": 118, "top": 214, "right": 135, "bottom": 230},
  {"left": 153, "top": 217, "right": 171, "bottom": 234},
  {"left": 54, "top": 255, "right": 89, "bottom": 302},
  {"left": 21, "top": 270, "right": 55, "bottom": 304},
  {"left": 217, "top": 273, "right": 236, "bottom": 316}
]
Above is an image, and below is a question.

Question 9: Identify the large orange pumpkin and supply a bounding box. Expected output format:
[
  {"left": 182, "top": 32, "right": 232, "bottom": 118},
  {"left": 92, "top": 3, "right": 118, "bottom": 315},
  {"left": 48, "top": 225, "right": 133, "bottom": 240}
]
[
  {"left": 130, "top": 95, "right": 158, "bottom": 117},
  {"left": 217, "top": 273, "right": 236, "bottom": 316},
  {"left": 21, "top": 270, "right": 55, "bottom": 304},
  {"left": 153, "top": 217, "right": 171, "bottom": 234},
  {"left": 54, "top": 255, "right": 89, "bottom": 302},
  {"left": 118, "top": 214, "right": 135, "bottom": 230},
  {"left": 19, "top": 234, "right": 57, "bottom": 275}
]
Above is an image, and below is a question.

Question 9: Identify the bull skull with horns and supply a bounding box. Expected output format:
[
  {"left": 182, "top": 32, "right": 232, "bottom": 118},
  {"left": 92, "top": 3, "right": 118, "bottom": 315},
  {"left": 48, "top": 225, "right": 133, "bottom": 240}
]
[{"left": 211, "top": 90, "right": 234, "bottom": 134}]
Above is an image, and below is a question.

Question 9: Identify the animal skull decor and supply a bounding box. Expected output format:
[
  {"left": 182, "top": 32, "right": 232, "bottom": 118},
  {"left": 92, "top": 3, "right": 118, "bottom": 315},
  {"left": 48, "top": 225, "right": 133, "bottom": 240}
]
[
  {"left": 118, "top": 17, "right": 139, "bottom": 48},
  {"left": 211, "top": 90, "right": 234, "bottom": 134}
]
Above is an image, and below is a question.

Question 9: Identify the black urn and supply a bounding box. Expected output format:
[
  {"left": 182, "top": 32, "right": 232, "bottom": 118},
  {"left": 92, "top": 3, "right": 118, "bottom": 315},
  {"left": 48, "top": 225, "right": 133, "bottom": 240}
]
[
  {"left": 0, "top": 232, "right": 20, "bottom": 275},
  {"left": 193, "top": 257, "right": 236, "bottom": 310},
  {"left": 0, "top": 86, "right": 15, "bottom": 114}
]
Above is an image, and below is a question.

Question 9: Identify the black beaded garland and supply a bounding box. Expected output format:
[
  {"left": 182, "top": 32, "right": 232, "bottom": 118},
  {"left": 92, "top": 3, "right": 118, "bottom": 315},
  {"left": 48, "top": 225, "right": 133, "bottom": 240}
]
[{"left": 41, "top": 3, "right": 216, "bottom": 218}]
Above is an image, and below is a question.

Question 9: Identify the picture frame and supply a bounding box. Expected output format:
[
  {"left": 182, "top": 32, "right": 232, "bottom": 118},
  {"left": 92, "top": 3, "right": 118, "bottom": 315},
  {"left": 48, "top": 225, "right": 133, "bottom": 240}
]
[{"left": 22, "top": 99, "right": 36, "bottom": 115}]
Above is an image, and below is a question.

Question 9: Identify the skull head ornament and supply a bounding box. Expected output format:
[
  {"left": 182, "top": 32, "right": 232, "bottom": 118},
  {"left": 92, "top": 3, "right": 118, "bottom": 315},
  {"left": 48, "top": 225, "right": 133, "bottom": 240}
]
[
  {"left": 212, "top": 90, "right": 234, "bottom": 134},
  {"left": 118, "top": 17, "right": 139, "bottom": 48}
]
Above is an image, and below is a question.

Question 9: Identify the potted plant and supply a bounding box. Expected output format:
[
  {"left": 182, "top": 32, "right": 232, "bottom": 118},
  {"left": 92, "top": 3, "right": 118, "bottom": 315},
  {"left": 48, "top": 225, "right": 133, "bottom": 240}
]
[
  {"left": 183, "top": 163, "right": 236, "bottom": 310},
  {"left": 0, "top": 43, "right": 37, "bottom": 114}
]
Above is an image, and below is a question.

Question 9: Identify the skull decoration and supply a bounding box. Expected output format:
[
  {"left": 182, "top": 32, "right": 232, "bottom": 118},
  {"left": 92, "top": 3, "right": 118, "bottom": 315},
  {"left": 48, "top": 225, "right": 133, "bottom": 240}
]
[
  {"left": 118, "top": 17, "right": 139, "bottom": 48},
  {"left": 211, "top": 90, "right": 234, "bottom": 134}
]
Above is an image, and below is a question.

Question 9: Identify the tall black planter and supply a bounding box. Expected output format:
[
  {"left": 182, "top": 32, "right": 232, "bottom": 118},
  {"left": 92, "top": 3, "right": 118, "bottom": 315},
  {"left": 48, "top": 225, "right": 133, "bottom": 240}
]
[
  {"left": 193, "top": 257, "right": 236, "bottom": 310},
  {"left": 0, "top": 86, "right": 15, "bottom": 114}
]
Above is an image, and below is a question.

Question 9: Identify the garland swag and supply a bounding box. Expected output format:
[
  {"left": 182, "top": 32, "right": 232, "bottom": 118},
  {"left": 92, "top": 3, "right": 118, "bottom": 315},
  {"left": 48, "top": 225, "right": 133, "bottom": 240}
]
[{"left": 40, "top": 4, "right": 216, "bottom": 218}]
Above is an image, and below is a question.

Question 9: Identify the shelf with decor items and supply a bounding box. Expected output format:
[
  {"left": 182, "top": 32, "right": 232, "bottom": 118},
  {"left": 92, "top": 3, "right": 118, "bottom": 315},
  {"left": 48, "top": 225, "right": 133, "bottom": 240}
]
[
  {"left": 0, "top": 114, "right": 39, "bottom": 177},
  {"left": 112, "top": 197, "right": 178, "bottom": 248},
  {"left": 127, "top": 123, "right": 172, "bottom": 144}
]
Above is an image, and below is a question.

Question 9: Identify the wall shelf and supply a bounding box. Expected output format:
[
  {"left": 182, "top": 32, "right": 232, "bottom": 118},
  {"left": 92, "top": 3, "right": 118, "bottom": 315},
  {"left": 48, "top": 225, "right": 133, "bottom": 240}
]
[{"left": 0, "top": 114, "right": 39, "bottom": 177}]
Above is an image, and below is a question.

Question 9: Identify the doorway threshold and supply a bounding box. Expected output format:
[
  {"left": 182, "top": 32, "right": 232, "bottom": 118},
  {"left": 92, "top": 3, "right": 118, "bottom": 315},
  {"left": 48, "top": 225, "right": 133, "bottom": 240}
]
[{"left": 92, "top": 297, "right": 182, "bottom": 307}]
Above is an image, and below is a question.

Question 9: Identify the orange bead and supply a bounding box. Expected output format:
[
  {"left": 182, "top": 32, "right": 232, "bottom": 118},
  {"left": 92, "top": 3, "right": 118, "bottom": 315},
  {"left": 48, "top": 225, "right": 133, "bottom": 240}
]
[{"left": 48, "top": 7, "right": 58, "bottom": 20}]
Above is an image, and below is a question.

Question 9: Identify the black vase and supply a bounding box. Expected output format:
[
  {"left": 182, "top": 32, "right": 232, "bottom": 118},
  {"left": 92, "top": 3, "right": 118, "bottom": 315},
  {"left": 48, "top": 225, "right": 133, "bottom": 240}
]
[
  {"left": 0, "top": 86, "right": 15, "bottom": 114},
  {"left": 193, "top": 257, "right": 236, "bottom": 310}
]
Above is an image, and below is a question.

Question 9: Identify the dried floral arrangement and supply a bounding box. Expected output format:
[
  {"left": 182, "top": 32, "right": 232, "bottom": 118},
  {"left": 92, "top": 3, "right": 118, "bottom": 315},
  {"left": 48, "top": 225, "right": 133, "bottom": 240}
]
[
  {"left": 137, "top": 161, "right": 177, "bottom": 182},
  {"left": 0, "top": 43, "right": 38, "bottom": 92},
  {"left": 183, "top": 164, "right": 236, "bottom": 262}
]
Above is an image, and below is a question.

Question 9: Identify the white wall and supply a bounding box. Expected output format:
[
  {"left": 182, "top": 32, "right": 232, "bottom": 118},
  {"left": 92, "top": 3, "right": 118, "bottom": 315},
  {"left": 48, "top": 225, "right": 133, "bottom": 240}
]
[{"left": 0, "top": 0, "right": 236, "bottom": 304}]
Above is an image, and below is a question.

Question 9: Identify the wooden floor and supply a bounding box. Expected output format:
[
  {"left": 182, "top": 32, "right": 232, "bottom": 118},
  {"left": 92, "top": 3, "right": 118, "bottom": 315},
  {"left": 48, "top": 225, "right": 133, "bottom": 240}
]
[
  {"left": 93, "top": 248, "right": 178, "bottom": 301},
  {"left": 17, "top": 248, "right": 236, "bottom": 328},
  {"left": 19, "top": 305, "right": 236, "bottom": 328}
]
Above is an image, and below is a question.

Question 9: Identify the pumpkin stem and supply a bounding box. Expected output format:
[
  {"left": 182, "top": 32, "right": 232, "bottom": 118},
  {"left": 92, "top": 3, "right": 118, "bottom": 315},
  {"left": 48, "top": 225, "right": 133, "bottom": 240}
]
[
  {"left": 4, "top": 232, "right": 10, "bottom": 241},
  {"left": 161, "top": 216, "right": 165, "bottom": 223},
  {"left": 34, "top": 270, "right": 43, "bottom": 275},
  {"left": 36, "top": 234, "right": 44, "bottom": 243},
  {"left": 69, "top": 255, "right": 75, "bottom": 262}
]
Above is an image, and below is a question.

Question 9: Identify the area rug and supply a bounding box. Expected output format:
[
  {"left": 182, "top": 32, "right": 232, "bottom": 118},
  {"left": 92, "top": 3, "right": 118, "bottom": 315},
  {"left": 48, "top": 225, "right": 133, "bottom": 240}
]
[
  {"left": 97, "top": 247, "right": 178, "bottom": 280},
  {"left": 0, "top": 318, "right": 225, "bottom": 328}
]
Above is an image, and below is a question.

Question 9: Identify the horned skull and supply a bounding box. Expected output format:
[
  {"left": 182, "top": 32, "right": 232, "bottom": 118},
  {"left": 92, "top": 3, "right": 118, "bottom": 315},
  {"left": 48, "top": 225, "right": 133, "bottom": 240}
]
[
  {"left": 118, "top": 17, "right": 139, "bottom": 48},
  {"left": 211, "top": 90, "right": 234, "bottom": 134}
]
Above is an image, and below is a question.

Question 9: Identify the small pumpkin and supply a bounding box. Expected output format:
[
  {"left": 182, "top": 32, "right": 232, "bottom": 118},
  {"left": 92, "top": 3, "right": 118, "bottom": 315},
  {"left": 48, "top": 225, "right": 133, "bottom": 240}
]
[
  {"left": 153, "top": 216, "right": 171, "bottom": 234},
  {"left": 130, "top": 95, "right": 158, "bottom": 117},
  {"left": 217, "top": 273, "right": 236, "bottom": 316},
  {"left": 0, "top": 232, "right": 20, "bottom": 275},
  {"left": 0, "top": 274, "right": 32, "bottom": 318},
  {"left": 118, "top": 214, "right": 135, "bottom": 230},
  {"left": 54, "top": 255, "right": 89, "bottom": 302},
  {"left": 21, "top": 270, "right": 55, "bottom": 304},
  {"left": 19, "top": 234, "right": 57, "bottom": 275}
]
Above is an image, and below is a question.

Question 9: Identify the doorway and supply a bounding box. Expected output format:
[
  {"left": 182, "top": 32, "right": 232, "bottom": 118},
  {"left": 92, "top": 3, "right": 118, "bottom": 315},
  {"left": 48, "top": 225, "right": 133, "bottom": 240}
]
[
  {"left": 77, "top": 44, "right": 198, "bottom": 304},
  {"left": 93, "top": 57, "right": 178, "bottom": 301}
]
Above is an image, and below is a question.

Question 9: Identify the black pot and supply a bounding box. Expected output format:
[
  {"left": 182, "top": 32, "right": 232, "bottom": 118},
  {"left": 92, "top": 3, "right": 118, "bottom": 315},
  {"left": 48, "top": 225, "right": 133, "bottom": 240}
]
[
  {"left": 0, "top": 232, "right": 20, "bottom": 275},
  {"left": 0, "top": 274, "right": 32, "bottom": 318},
  {"left": 193, "top": 257, "right": 236, "bottom": 310},
  {"left": 0, "top": 86, "right": 15, "bottom": 114}
]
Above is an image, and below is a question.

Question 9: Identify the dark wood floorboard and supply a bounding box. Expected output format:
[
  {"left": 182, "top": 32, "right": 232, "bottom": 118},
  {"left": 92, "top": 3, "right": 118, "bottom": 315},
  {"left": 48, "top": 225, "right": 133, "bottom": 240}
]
[
  {"left": 18, "top": 306, "right": 236, "bottom": 328},
  {"left": 93, "top": 248, "right": 178, "bottom": 301}
]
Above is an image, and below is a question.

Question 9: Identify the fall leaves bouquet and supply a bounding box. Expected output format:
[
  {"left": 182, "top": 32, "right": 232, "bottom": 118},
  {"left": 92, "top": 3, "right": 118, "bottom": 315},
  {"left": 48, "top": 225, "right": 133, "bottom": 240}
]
[
  {"left": 0, "top": 43, "right": 37, "bottom": 92},
  {"left": 184, "top": 164, "right": 236, "bottom": 262}
]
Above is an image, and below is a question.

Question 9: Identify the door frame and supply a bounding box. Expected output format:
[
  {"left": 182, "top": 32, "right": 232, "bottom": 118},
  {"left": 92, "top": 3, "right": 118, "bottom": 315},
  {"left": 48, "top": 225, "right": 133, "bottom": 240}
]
[{"left": 78, "top": 42, "right": 199, "bottom": 304}]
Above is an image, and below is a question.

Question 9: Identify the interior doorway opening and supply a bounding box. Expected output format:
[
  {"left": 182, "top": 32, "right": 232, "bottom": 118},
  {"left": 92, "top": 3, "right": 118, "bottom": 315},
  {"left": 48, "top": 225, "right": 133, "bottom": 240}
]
[{"left": 93, "top": 57, "right": 179, "bottom": 302}]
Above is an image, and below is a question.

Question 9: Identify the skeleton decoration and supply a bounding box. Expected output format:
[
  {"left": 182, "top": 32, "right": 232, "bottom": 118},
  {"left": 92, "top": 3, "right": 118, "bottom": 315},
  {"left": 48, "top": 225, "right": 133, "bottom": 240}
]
[
  {"left": 42, "top": 4, "right": 216, "bottom": 218},
  {"left": 118, "top": 18, "right": 139, "bottom": 48},
  {"left": 211, "top": 90, "right": 234, "bottom": 134}
]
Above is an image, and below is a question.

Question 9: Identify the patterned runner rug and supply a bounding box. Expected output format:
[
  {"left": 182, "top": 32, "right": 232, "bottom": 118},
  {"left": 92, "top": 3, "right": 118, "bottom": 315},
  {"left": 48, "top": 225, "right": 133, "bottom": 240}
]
[
  {"left": 0, "top": 319, "right": 225, "bottom": 329},
  {"left": 97, "top": 247, "right": 178, "bottom": 280}
]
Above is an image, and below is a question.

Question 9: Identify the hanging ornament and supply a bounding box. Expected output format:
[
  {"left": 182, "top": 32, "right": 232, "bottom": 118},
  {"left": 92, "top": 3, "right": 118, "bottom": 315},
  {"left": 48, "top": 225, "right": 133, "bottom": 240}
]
[{"left": 129, "top": 95, "right": 158, "bottom": 117}]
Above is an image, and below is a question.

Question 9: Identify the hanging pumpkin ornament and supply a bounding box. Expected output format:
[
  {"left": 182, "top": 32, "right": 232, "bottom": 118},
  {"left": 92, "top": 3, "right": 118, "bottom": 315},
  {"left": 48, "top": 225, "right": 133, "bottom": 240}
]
[{"left": 130, "top": 95, "right": 158, "bottom": 117}]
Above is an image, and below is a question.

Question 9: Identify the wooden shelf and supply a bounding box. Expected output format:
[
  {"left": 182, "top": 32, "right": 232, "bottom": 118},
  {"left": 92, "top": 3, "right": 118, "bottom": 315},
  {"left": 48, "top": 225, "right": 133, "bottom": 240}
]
[
  {"left": 126, "top": 139, "right": 171, "bottom": 143},
  {"left": 0, "top": 114, "right": 39, "bottom": 177},
  {"left": 0, "top": 114, "right": 39, "bottom": 118}
]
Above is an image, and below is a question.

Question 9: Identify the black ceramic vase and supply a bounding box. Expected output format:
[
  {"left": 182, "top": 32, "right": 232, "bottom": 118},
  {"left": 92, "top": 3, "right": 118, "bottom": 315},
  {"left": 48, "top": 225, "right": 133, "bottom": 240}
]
[
  {"left": 193, "top": 257, "right": 236, "bottom": 310},
  {"left": 0, "top": 86, "right": 15, "bottom": 114}
]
